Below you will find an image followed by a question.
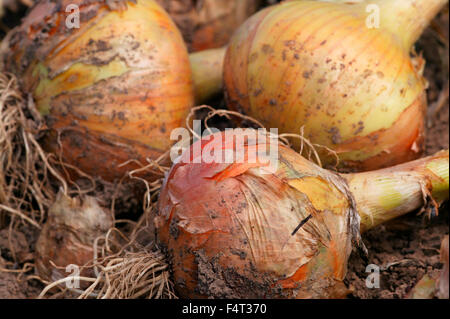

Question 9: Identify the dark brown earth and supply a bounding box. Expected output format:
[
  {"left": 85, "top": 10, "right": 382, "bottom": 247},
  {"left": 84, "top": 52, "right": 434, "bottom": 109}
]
[
  {"left": 0, "top": 1, "right": 448, "bottom": 299},
  {"left": 0, "top": 225, "right": 42, "bottom": 298}
]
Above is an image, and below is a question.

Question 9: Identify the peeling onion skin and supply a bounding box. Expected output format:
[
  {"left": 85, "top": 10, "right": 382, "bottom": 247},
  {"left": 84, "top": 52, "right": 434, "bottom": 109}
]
[
  {"left": 35, "top": 191, "right": 113, "bottom": 284},
  {"left": 155, "top": 130, "right": 362, "bottom": 299},
  {"left": 155, "top": 0, "right": 262, "bottom": 52},
  {"left": 2, "top": 0, "right": 194, "bottom": 182},
  {"left": 224, "top": 0, "right": 447, "bottom": 172}
]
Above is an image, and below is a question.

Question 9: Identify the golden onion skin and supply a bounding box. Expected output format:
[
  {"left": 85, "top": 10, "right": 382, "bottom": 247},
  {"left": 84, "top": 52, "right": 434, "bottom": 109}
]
[
  {"left": 224, "top": 0, "right": 446, "bottom": 171},
  {"left": 155, "top": 0, "right": 262, "bottom": 52},
  {"left": 2, "top": 0, "right": 194, "bottom": 182},
  {"left": 156, "top": 130, "right": 361, "bottom": 299}
]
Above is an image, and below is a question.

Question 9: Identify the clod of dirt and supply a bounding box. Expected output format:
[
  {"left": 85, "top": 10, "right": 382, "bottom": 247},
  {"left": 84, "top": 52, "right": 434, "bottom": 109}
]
[
  {"left": 0, "top": 228, "right": 32, "bottom": 264},
  {"left": 0, "top": 270, "right": 41, "bottom": 299}
]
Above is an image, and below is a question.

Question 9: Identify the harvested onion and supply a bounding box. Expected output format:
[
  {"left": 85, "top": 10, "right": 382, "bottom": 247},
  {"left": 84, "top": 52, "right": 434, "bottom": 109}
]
[
  {"left": 224, "top": 0, "right": 448, "bottom": 171},
  {"left": 35, "top": 191, "right": 113, "bottom": 283},
  {"left": 155, "top": 0, "right": 262, "bottom": 52},
  {"left": 2, "top": 0, "right": 194, "bottom": 182},
  {"left": 190, "top": 47, "right": 227, "bottom": 104},
  {"left": 155, "top": 129, "right": 449, "bottom": 298}
]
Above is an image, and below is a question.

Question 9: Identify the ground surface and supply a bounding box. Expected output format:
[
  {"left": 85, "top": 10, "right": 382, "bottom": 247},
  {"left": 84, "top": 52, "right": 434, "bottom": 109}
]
[{"left": 0, "top": 1, "right": 449, "bottom": 299}]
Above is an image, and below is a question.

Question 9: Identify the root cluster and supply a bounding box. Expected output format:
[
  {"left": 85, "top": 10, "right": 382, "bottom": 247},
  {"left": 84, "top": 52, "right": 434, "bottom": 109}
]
[
  {"left": 1, "top": 73, "right": 336, "bottom": 299},
  {"left": 0, "top": 72, "right": 58, "bottom": 230}
]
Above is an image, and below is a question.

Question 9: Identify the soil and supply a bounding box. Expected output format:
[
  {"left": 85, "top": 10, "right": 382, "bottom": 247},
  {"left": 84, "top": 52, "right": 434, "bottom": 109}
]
[
  {"left": 0, "top": 225, "right": 43, "bottom": 298},
  {"left": 0, "top": 1, "right": 449, "bottom": 299}
]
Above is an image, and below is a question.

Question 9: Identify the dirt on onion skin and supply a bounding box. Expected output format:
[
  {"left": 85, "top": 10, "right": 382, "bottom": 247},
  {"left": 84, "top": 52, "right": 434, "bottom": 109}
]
[
  {"left": 193, "top": 250, "right": 278, "bottom": 299},
  {"left": 0, "top": 2, "right": 448, "bottom": 300}
]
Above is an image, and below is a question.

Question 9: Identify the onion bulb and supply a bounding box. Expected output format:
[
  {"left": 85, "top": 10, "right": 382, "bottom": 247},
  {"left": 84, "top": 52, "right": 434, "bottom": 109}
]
[
  {"left": 224, "top": 0, "right": 448, "bottom": 171},
  {"left": 35, "top": 191, "right": 113, "bottom": 283},
  {"left": 2, "top": 0, "right": 194, "bottom": 182},
  {"left": 155, "top": 129, "right": 449, "bottom": 298},
  {"left": 155, "top": 0, "right": 262, "bottom": 52}
]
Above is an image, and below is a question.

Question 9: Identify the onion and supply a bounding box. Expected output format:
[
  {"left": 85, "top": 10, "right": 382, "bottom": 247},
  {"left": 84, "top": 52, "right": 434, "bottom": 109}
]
[
  {"left": 155, "top": 0, "right": 262, "bottom": 52},
  {"left": 2, "top": 0, "right": 194, "bottom": 182},
  {"left": 155, "top": 129, "right": 449, "bottom": 298},
  {"left": 35, "top": 191, "right": 113, "bottom": 283},
  {"left": 224, "top": 0, "right": 448, "bottom": 171}
]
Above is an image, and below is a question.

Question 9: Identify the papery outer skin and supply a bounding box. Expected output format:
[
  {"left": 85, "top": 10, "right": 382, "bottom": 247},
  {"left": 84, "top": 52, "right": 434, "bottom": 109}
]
[
  {"left": 156, "top": 130, "right": 360, "bottom": 299},
  {"left": 35, "top": 191, "right": 113, "bottom": 283},
  {"left": 2, "top": 0, "right": 194, "bottom": 182},
  {"left": 224, "top": 0, "right": 432, "bottom": 171},
  {"left": 155, "top": 0, "right": 262, "bottom": 52}
]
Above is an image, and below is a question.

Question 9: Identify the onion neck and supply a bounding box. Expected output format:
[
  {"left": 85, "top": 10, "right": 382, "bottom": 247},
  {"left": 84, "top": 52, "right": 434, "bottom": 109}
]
[
  {"left": 189, "top": 47, "right": 227, "bottom": 105},
  {"left": 375, "top": 0, "right": 448, "bottom": 50},
  {"left": 343, "top": 150, "right": 449, "bottom": 233}
]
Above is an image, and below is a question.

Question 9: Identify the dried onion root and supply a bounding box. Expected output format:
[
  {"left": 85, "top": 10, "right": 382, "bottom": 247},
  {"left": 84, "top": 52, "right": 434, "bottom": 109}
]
[
  {"left": 0, "top": 71, "right": 61, "bottom": 229},
  {"left": 36, "top": 154, "right": 174, "bottom": 299},
  {"left": 0, "top": 67, "right": 173, "bottom": 297},
  {"left": 37, "top": 207, "right": 176, "bottom": 299},
  {"left": 38, "top": 241, "right": 175, "bottom": 299}
]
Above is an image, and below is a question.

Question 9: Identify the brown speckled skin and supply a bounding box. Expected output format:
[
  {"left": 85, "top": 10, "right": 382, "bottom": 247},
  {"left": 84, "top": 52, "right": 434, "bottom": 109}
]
[
  {"left": 224, "top": 1, "right": 431, "bottom": 172},
  {"left": 2, "top": 0, "right": 194, "bottom": 183}
]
